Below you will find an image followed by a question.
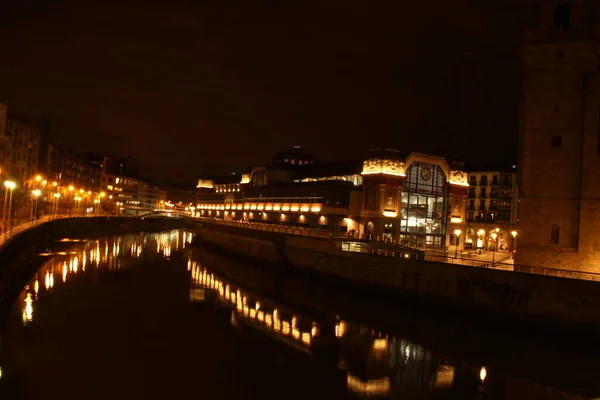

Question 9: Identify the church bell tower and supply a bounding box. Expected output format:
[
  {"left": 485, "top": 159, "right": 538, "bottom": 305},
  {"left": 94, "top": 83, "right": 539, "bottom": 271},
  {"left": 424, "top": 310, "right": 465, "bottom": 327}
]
[{"left": 516, "top": 1, "right": 600, "bottom": 271}]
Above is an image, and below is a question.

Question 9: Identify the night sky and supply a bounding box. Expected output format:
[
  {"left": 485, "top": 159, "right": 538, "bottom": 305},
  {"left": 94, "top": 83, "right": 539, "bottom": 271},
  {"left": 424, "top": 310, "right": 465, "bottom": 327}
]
[{"left": 0, "top": 0, "right": 525, "bottom": 183}]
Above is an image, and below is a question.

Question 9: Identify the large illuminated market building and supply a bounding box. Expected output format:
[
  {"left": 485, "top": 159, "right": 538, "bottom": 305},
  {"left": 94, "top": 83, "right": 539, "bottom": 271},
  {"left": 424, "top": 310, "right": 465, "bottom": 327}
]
[{"left": 195, "top": 147, "right": 498, "bottom": 251}]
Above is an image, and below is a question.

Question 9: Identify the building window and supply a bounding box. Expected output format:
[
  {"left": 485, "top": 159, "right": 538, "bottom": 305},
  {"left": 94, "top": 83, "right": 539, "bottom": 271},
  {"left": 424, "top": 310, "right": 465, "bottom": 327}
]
[
  {"left": 479, "top": 176, "right": 487, "bottom": 186},
  {"left": 554, "top": 3, "right": 571, "bottom": 29},
  {"left": 551, "top": 225, "right": 560, "bottom": 244},
  {"left": 551, "top": 136, "right": 562, "bottom": 148},
  {"left": 399, "top": 162, "right": 447, "bottom": 249}
]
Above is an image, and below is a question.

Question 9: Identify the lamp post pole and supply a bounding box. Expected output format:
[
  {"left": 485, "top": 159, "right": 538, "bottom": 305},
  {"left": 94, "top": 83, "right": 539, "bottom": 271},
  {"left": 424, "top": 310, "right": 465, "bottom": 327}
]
[
  {"left": 2, "top": 186, "right": 8, "bottom": 233},
  {"left": 491, "top": 232, "right": 498, "bottom": 266},
  {"left": 31, "top": 190, "right": 41, "bottom": 220},
  {"left": 7, "top": 185, "right": 15, "bottom": 230},
  {"left": 453, "top": 229, "right": 462, "bottom": 259},
  {"left": 511, "top": 230, "right": 518, "bottom": 252}
]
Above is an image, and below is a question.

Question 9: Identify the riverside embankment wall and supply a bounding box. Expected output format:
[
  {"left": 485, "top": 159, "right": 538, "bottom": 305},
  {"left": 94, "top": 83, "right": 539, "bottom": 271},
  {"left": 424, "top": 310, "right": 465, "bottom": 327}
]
[{"left": 195, "top": 222, "right": 600, "bottom": 335}]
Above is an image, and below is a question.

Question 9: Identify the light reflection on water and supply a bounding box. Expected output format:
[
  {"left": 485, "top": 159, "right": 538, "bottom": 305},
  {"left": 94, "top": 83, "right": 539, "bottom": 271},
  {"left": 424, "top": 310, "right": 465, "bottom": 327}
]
[
  {"left": 2, "top": 229, "right": 595, "bottom": 399},
  {"left": 16, "top": 230, "right": 189, "bottom": 328},
  {"left": 188, "top": 259, "right": 458, "bottom": 398},
  {"left": 187, "top": 259, "right": 595, "bottom": 400}
]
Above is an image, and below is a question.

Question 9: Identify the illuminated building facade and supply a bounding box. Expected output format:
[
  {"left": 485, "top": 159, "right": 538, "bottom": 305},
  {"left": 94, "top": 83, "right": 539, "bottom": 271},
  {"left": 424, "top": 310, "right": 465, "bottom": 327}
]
[
  {"left": 517, "top": 0, "right": 600, "bottom": 271},
  {"left": 103, "top": 174, "right": 165, "bottom": 213},
  {"left": 5, "top": 115, "right": 40, "bottom": 186},
  {"left": 464, "top": 167, "right": 519, "bottom": 251},
  {"left": 196, "top": 147, "right": 469, "bottom": 250},
  {"left": 39, "top": 145, "right": 103, "bottom": 192}
]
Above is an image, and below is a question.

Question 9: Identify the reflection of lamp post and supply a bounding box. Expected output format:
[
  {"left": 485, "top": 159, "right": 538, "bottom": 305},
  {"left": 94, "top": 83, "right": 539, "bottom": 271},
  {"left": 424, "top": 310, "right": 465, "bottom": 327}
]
[
  {"left": 4, "top": 181, "right": 16, "bottom": 231},
  {"left": 511, "top": 230, "right": 518, "bottom": 252},
  {"left": 491, "top": 232, "right": 498, "bottom": 265},
  {"left": 453, "top": 229, "right": 462, "bottom": 258}
]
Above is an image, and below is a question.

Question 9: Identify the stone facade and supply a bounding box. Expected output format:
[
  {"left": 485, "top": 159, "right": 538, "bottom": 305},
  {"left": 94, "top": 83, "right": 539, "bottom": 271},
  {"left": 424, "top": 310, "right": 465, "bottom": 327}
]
[{"left": 516, "top": 0, "right": 600, "bottom": 271}]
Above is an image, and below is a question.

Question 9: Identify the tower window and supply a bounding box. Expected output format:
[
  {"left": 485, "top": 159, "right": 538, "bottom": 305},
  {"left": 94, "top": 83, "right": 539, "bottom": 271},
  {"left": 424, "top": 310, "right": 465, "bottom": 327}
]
[
  {"left": 551, "top": 225, "right": 560, "bottom": 244},
  {"left": 554, "top": 3, "right": 571, "bottom": 29},
  {"left": 551, "top": 136, "right": 562, "bottom": 148}
]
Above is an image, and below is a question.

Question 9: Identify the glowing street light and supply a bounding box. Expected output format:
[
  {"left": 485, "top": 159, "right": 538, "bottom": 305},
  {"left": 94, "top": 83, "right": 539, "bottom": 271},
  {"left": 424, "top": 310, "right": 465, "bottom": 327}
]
[
  {"left": 491, "top": 232, "right": 498, "bottom": 265},
  {"left": 453, "top": 229, "right": 462, "bottom": 259},
  {"left": 34, "top": 175, "right": 42, "bottom": 182},
  {"left": 511, "top": 230, "right": 518, "bottom": 252},
  {"left": 3, "top": 180, "right": 16, "bottom": 232},
  {"left": 480, "top": 366, "right": 487, "bottom": 382},
  {"left": 52, "top": 192, "right": 61, "bottom": 215},
  {"left": 31, "top": 189, "right": 42, "bottom": 220}
]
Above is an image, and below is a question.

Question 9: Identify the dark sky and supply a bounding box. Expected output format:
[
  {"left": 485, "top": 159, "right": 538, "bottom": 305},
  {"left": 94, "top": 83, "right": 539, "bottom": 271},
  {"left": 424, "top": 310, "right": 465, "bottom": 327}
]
[{"left": 0, "top": 0, "right": 525, "bottom": 183}]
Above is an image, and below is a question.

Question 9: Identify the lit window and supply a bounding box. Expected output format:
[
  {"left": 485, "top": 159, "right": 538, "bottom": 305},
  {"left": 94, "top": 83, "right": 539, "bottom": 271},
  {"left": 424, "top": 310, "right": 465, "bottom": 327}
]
[
  {"left": 107, "top": 185, "right": 113, "bottom": 190},
  {"left": 115, "top": 177, "right": 120, "bottom": 184}
]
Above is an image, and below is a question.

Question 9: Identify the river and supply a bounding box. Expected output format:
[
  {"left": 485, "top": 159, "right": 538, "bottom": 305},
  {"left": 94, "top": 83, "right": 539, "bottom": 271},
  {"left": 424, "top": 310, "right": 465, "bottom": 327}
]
[{"left": 0, "top": 229, "right": 597, "bottom": 399}]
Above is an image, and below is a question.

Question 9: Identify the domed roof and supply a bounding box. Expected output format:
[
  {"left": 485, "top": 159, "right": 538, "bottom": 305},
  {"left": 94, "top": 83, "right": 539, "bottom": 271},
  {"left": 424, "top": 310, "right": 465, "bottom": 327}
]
[{"left": 272, "top": 146, "right": 319, "bottom": 167}]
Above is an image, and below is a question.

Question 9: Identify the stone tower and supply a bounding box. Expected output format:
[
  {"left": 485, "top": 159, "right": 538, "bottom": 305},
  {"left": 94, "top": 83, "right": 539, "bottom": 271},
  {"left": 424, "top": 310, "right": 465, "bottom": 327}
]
[{"left": 516, "top": 1, "right": 600, "bottom": 271}]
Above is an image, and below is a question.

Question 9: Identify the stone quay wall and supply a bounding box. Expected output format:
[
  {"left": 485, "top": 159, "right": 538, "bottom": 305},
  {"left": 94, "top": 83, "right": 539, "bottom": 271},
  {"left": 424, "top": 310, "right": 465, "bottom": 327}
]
[{"left": 195, "top": 222, "right": 600, "bottom": 335}]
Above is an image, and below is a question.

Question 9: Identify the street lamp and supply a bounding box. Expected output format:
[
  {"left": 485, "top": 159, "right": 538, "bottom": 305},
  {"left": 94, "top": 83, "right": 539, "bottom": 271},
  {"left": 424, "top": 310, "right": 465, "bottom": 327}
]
[
  {"left": 491, "top": 232, "right": 498, "bottom": 265},
  {"left": 31, "top": 189, "right": 41, "bottom": 220},
  {"left": 453, "top": 229, "right": 462, "bottom": 258},
  {"left": 53, "top": 193, "right": 61, "bottom": 215},
  {"left": 511, "top": 230, "right": 518, "bottom": 252},
  {"left": 74, "top": 196, "right": 82, "bottom": 216},
  {"left": 3, "top": 181, "right": 16, "bottom": 232}
]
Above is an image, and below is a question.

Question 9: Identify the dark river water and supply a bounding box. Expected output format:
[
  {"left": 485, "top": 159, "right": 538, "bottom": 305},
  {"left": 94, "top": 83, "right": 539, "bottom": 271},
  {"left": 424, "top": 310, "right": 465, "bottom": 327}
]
[{"left": 0, "top": 229, "right": 597, "bottom": 399}]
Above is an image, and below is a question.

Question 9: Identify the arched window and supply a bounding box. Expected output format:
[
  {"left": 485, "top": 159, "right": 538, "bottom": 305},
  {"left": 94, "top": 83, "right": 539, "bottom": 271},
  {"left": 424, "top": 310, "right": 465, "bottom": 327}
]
[{"left": 551, "top": 225, "right": 560, "bottom": 244}]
